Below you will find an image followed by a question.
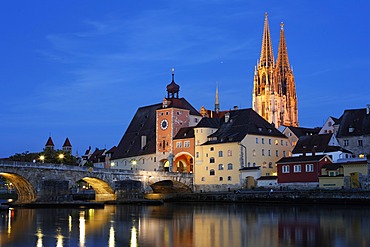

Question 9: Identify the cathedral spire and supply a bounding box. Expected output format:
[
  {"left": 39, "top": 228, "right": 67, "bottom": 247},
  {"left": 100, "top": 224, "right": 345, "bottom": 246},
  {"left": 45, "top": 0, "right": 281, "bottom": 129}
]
[
  {"left": 276, "top": 22, "right": 290, "bottom": 71},
  {"left": 259, "top": 13, "right": 274, "bottom": 68},
  {"left": 215, "top": 83, "right": 220, "bottom": 113}
]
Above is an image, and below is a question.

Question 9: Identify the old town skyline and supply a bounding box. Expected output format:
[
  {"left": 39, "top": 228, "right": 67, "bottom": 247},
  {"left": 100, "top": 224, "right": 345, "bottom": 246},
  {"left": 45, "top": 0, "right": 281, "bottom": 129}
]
[{"left": 1, "top": 1, "right": 370, "bottom": 157}]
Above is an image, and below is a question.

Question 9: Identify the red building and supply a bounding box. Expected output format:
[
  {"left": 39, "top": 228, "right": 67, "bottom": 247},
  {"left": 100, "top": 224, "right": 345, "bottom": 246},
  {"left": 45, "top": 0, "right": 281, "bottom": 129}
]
[{"left": 276, "top": 155, "right": 333, "bottom": 186}]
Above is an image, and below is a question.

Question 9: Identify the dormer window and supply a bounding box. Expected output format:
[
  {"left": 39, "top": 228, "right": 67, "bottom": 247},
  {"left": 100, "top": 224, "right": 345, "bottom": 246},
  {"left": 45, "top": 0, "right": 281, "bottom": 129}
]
[
  {"left": 349, "top": 127, "right": 355, "bottom": 133},
  {"left": 258, "top": 127, "right": 262, "bottom": 132}
]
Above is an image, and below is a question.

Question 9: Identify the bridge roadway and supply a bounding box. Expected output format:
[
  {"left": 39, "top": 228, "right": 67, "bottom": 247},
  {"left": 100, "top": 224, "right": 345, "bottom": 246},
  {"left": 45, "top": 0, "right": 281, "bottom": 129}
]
[{"left": 0, "top": 161, "right": 193, "bottom": 204}]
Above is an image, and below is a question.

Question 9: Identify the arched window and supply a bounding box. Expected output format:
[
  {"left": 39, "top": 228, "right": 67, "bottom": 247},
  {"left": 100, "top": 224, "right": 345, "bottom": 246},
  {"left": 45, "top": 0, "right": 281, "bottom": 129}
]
[
  {"left": 210, "top": 157, "right": 215, "bottom": 163},
  {"left": 218, "top": 164, "right": 224, "bottom": 170},
  {"left": 210, "top": 169, "right": 215, "bottom": 176},
  {"left": 227, "top": 163, "right": 233, "bottom": 170},
  {"left": 228, "top": 176, "right": 232, "bottom": 181},
  {"left": 269, "top": 162, "right": 273, "bottom": 168},
  {"left": 219, "top": 177, "right": 223, "bottom": 181}
]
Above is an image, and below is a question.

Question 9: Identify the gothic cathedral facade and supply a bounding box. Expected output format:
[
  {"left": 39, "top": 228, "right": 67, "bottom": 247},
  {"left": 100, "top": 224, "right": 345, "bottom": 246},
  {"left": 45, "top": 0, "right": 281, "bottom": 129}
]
[{"left": 253, "top": 13, "right": 298, "bottom": 127}]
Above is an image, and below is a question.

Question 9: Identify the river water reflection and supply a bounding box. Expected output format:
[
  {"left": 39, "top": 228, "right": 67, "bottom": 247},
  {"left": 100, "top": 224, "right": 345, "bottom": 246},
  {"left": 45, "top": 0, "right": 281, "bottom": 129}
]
[{"left": 0, "top": 203, "right": 369, "bottom": 247}]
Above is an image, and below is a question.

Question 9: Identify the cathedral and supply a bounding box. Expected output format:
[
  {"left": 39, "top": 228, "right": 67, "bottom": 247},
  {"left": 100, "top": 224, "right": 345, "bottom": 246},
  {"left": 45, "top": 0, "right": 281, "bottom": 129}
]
[{"left": 252, "top": 13, "right": 299, "bottom": 127}]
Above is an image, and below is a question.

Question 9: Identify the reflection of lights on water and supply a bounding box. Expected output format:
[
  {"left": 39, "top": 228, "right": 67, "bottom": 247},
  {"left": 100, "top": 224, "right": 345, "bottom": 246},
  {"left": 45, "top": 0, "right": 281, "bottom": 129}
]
[
  {"left": 108, "top": 222, "right": 115, "bottom": 247},
  {"left": 56, "top": 227, "right": 64, "bottom": 247},
  {"left": 130, "top": 226, "right": 138, "bottom": 247},
  {"left": 36, "top": 227, "right": 44, "bottom": 247},
  {"left": 69, "top": 215, "right": 72, "bottom": 232},
  {"left": 7, "top": 209, "right": 13, "bottom": 235},
  {"left": 79, "top": 211, "right": 86, "bottom": 247},
  {"left": 88, "top": 209, "right": 95, "bottom": 219}
]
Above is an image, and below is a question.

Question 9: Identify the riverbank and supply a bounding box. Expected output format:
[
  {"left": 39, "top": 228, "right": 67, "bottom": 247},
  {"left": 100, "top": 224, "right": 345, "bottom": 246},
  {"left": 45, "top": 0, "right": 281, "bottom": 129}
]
[{"left": 145, "top": 190, "right": 370, "bottom": 205}]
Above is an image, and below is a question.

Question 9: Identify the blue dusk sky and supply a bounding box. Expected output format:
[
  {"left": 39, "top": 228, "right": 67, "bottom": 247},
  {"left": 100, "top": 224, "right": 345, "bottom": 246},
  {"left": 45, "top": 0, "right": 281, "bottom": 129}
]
[{"left": 1, "top": 1, "right": 369, "bottom": 157}]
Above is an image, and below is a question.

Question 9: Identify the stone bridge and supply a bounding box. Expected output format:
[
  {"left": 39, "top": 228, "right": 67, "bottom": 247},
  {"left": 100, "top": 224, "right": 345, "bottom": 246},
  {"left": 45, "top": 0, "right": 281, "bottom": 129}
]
[{"left": 0, "top": 161, "right": 193, "bottom": 204}]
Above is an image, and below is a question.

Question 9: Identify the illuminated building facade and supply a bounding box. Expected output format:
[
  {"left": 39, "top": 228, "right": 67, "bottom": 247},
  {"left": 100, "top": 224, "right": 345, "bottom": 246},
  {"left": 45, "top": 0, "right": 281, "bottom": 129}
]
[{"left": 253, "top": 13, "right": 298, "bottom": 127}]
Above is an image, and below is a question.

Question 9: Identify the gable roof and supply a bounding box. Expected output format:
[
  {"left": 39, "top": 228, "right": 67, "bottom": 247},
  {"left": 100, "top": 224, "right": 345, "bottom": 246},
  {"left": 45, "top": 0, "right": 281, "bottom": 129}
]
[
  {"left": 286, "top": 126, "right": 320, "bottom": 138},
  {"left": 202, "top": 108, "right": 286, "bottom": 145},
  {"left": 165, "top": 97, "right": 201, "bottom": 116},
  {"left": 277, "top": 154, "right": 330, "bottom": 164},
  {"left": 292, "top": 133, "right": 352, "bottom": 154},
  {"left": 174, "top": 127, "right": 195, "bottom": 139},
  {"left": 112, "top": 103, "right": 161, "bottom": 160},
  {"left": 45, "top": 137, "right": 54, "bottom": 147},
  {"left": 336, "top": 108, "right": 370, "bottom": 137},
  {"left": 196, "top": 117, "right": 221, "bottom": 128}
]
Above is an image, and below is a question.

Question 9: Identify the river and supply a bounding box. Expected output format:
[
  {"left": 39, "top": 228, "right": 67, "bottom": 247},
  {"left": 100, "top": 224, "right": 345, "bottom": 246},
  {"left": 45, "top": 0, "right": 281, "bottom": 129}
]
[{"left": 0, "top": 202, "right": 369, "bottom": 247}]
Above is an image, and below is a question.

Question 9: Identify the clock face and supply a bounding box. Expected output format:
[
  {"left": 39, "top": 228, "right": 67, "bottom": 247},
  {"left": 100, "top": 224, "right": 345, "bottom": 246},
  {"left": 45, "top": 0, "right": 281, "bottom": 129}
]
[{"left": 160, "top": 119, "right": 169, "bottom": 130}]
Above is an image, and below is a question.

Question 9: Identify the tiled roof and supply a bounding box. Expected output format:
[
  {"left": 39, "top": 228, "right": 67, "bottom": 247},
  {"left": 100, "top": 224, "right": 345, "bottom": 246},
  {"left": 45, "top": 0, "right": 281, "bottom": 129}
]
[
  {"left": 292, "top": 133, "right": 352, "bottom": 154},
  {"left": 321, "top": 163, "right": 342, "bottom": 170},
  {"left": 202, "top": 108, "right": 286, "bottom": 145},
  {"left": 336, "top": 108, "right": 370, "bottom": 137},
  {"left": 196, "top": 117, "right": 221, "bottom": 128},
  {"left": 166, "top": 98, "right": 201, "bottom": 116},
  {"left": 112, "top": 103, "right": 161, "bottom": 160},
  {"left": 174, "top": 127, "right": 194, "bottom": 139},
  {"left": 287, "top": 126, "right": 320, "bottom": 138},
  {"left": 276, "top": 154, "right": 329, "bottom": 164},
  {"left": 106, "top": 146, "right": 117, "bottom": 154},
  {"left": 88, "top": 148, "right": 106, "bottom": 163}
]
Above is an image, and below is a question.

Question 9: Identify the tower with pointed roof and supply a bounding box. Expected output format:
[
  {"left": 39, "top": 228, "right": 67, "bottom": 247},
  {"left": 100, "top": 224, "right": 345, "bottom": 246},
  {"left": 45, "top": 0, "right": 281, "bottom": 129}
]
[
  {"left": 45, "top": 136, "right": 55, "bottom": 150},
  {"left": 252, "top": 13, "right": 298, "bottom": 127},
  {"left": 62, "top": 137, "right": 72, "bottom": 153},
  {"left": 215, "top": 83, "right": 220, "bottom": 114}
]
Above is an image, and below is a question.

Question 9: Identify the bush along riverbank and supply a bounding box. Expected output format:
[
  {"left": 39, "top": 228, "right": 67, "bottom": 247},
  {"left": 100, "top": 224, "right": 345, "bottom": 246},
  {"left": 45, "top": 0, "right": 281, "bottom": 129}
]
[{"left": 145, "top": 190, "right": 370, "bottom": 205}]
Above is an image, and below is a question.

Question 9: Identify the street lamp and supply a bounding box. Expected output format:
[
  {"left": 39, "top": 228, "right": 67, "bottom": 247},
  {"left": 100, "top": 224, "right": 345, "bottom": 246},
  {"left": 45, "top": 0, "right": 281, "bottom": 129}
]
[
  {"left": 39, "top": 155, "right": 45, "bottom": 163},
  {"left": 58, "top": 153, "right": 64, "bottom": 164}
]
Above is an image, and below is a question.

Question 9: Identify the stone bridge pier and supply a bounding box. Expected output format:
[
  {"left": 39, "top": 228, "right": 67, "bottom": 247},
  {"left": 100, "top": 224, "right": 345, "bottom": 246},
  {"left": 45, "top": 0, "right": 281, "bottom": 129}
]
[{"left": 0, "top": 162, "right": 194, "bottom": 204}]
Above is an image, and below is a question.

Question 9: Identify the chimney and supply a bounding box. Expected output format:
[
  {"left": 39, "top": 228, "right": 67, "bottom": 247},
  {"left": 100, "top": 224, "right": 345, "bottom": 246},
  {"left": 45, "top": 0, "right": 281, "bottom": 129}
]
[
  {"left": 303, "top": 146, "right": 306, "bottom": 157},
  {"left": 312, "top": 145, "right": 317, "bottom": 156},
  {"left": 367, "top": 104, "right": 370, "bottom": 115}
]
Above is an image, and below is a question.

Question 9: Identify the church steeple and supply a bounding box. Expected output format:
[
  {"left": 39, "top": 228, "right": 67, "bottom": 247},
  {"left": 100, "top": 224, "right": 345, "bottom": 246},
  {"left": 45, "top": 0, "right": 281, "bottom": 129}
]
[
  {"left": 259, "top": 13, "right": 274, "bottom": 68},
  {"left": 276, "top": 22, "right": 290, "bottom": 71},
  {"left": 252, "top": 13, "right": 299, "bottom": 127},
  {"left": 215, "top": 83, "right": 220, "bottom": 113}
]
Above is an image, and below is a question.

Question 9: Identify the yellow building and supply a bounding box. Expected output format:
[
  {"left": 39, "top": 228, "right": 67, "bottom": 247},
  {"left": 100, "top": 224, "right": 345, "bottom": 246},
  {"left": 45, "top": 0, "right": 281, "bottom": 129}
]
[
  {"left": 194, "top": 108, "right": 291, "bottom": 192},
  {"left": 319, "top": 159, "right": 368, "bottom": 189}
]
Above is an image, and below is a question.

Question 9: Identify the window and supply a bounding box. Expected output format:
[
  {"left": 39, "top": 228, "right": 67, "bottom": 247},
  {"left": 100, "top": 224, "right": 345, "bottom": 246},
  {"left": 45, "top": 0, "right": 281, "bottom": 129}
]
[
  {"left": 176, "top": 142, "right": 182, "bottom": 148},
  {"left": 247, "top": 162, "right": 251, "bottom": 167},
  {"left": 262, "top": 138, "right": 265, "bottom": 144},
  {"left": 227, "top": 176, "right": 232, "bottom": 181},
  {"left": 282, "top": 165, "right": 290, "bottom": 173},
  {"left": 196, "top": 152, "right": 199, "bottom": 158},
  {"left": 210, "top": 147, "right": 214, "bottom": 151},
  {"left": 268, "top": 150, "right": 271, "bottom": 156},
  {"left": 358, "top": 140, "right": 363, "bottom": 146},
  {"left": 253, "top": 162, "right": 256, "bottom": 167},
  {"left": 283, "top": 151, "right": 286, "bottom": 157},
  {"left": 269, "top": 162, "right": 273, "bottom": 168},
  {"left": 294, "top": 164, "right": 301, "bottom": 173},
  {"left": 210, "top": 169, "right": 215, "bottom": 176},
  {"left": 281, "top": 140, "right": 284, "bottom": 145},
  {"left": 256, "top": 138, "right": 259, "bottom": 144},
  {"left": 306, "top": 164, "right": 314, "bottom": 172},
  {"left": 276, "top": 150, "right": 279, "bottom": 157},
  {"left": 218, "top": 164, "right": 224, "bottom": 170},
  {"left": 227, "top": 150, "right": 232, "bottom": 156},
  {"left": 201, "top": 177, "right": 205, "bottom": 181},
  {"left": 210, "top": 157, "right": 215, "bottom": 163},
  {"left": 262, "top": 149, "right": 265, "bottom": 156},
  {"left": 344, "top": 140, "right": 349, "bottom": 146},
  {"left": 184, "top": 141, "right": 190, "bottom": 148},
  {"left": 218, "top": 151, "right": 223, "bottom": 157},
  {"left": 269, "top": 139, "right": 272, "bottom": 145},
  {"left": 227, "top": 163, "right": 233, "bottom": 170},
  {"left": 275, "top": 140, "right": 279, "bottom": 145},
  {"left": 219, "top": 177, "right": 223, "bottom": 181},
  {"left": 253, "top": 149, "right": 256, "bottom": 156}
]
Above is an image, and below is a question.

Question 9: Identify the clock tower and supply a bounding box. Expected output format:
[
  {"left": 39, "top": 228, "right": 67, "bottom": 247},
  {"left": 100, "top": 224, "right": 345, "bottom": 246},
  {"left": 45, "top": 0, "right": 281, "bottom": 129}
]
[{"left": 156, "top": 68, "right": 190, "bottom": 171}]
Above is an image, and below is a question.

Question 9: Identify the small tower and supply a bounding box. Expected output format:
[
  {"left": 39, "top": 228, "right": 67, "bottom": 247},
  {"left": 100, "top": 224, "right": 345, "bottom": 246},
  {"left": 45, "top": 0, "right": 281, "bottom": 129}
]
[
  {"left": 166, "top": 68, "right": 180, "bottom": 99},
  {"left": 215, "top": 83, "right": 220, "bottom": 114},
  {"left": 45, "top": 136, "right": 55, "bottom": 150},
  {"left": 62, "top": 137, "right": 72, "bottom": 154}
]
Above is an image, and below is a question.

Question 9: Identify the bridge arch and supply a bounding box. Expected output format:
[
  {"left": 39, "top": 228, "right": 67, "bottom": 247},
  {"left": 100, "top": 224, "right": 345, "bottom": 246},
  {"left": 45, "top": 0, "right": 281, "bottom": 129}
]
[
  {"left": 0, "top": 172, "right": 36, "bottom": 203},
  {"left": 76, "top": 177, "right": 116, "bottom": 202},
  {"left": 150, "top": 180, "right": 192, "bottom": 193}
]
